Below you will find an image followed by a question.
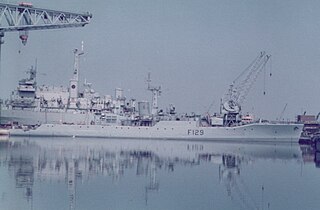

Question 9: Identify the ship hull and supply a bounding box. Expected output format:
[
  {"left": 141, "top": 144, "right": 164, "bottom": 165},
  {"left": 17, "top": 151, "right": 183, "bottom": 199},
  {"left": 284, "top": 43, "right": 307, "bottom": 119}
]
[
  {"left": 0, "top": 109, "right": 93, "bottom": 125},
  {"left": 8, "top": 121, "right": 303, "bottom": 143}
]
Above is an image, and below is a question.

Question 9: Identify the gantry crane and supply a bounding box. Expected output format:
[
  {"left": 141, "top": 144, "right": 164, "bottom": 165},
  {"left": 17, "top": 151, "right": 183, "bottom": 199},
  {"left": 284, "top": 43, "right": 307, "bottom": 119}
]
[
  {"left": 0, "top": 2, "right": 92, "bottom": 69},
  {"left": 0, "top": 2, "right": 92, "bottom": 42},
  {"left": 221, "top": 51, "right": 271, "bottom": 126}
]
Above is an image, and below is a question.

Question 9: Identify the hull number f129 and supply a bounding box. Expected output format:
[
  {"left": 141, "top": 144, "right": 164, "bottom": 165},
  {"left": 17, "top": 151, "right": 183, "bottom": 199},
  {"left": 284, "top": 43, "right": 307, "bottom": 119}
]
[{"left": 187, "top": 129, "right": 204, "bottom": 136}]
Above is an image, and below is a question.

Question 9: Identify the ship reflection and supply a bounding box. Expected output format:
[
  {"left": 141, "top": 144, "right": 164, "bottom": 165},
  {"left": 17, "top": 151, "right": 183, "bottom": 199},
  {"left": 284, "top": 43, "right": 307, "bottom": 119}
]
[
  {"left": 9, "top": 154, "right": 34, "bottom": 201},
  {"left": 300, "top": 143, "right": 320, "bottom": 168},
  {"left": 0, "top": 138, "right": 317, "bottom": 210}
]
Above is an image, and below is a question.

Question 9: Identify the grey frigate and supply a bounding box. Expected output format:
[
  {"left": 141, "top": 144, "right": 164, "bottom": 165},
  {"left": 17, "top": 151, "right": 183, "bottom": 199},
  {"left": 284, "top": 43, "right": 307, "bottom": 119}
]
[{"left": 0, "top": 50, "right": 303, "bottom": 142}]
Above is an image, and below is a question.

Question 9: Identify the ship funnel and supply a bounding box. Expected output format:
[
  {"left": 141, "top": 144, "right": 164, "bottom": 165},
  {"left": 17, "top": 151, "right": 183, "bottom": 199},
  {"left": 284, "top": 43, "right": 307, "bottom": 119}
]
[{"left": 138, "top": 101, "right": 150, "bottom": 117}]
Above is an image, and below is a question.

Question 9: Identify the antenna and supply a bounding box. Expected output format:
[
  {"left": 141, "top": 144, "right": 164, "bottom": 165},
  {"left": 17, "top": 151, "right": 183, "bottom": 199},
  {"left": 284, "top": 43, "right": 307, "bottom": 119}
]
[
  {"left": 279, "top": 103, "right": 288, "bottom": 120},
  {"left": 34, "top": 58, "right": 37, "bottom": 83},
  {"left": 35, "top": 58, "right": 37, "bottom": 71},
  {"left": 147, "top": 72, "right": 151, "bottom": 89},
  {"left": 81, "top": 41, "right": 84, "bottom": 52}
]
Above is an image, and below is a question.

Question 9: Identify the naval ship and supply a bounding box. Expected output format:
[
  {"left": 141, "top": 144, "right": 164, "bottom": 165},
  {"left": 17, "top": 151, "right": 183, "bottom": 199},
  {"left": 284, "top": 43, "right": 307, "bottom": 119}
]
[{"left": 0, "top": 49, "right": 303, "bottom": 141}]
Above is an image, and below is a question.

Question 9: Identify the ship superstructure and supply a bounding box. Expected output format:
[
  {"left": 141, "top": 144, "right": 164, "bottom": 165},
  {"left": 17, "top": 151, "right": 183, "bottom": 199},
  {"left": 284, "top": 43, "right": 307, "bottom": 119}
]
[
  {"left": 0, "top": 44, "right": 187, "bottom": 128},
  {"left": 1, "top": 45, "right": 145, "bottom": 126}
]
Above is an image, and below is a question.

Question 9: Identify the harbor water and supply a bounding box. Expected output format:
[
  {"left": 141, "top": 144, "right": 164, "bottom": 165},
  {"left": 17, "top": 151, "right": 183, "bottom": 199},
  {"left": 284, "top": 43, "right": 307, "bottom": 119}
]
[{"left": 0, "top": 137, "right": 319, "bottom": 210}]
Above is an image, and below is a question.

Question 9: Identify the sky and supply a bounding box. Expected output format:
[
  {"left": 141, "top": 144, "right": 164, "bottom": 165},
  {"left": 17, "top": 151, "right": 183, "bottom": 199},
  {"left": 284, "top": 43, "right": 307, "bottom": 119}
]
[{"left": 0, "top": 0, "right": 320, "bottom": 121}]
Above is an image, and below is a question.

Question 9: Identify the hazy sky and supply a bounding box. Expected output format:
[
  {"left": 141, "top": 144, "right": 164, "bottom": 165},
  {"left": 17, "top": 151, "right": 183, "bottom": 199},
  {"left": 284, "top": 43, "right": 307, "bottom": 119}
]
[{"left": 1, "top": 0, "right": 320, "bottom": 120}]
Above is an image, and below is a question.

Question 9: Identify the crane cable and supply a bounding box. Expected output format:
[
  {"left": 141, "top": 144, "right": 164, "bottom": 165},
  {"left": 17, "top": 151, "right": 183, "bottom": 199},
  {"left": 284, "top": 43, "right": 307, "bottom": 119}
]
[{"left": 263, "top": 56, "right": 272, "bottom": 96}]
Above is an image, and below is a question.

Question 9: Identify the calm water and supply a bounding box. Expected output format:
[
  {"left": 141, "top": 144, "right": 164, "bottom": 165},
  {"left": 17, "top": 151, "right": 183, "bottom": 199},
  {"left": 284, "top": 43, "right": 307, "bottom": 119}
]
[{"left": 0, "top": 137, "right": 319, "bottom": 210}]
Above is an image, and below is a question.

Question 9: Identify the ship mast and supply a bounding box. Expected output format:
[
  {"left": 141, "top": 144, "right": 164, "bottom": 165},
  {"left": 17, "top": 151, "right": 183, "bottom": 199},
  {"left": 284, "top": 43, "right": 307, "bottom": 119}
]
[
  {"left": 147, "top": 73, "right": 161, "bottom": 116},
  {"left": 73, "top": 42, "right": 84, "bottom": 81},
  {"left": 69, "top": 42, "right": 84, "bottom": 109}
]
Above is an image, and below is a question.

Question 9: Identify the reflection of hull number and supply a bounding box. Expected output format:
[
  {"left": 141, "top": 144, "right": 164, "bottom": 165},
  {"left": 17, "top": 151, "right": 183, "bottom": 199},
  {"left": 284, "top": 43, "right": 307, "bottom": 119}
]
[{"left": 187, "top": 129, "right": 204, "bottom": 136}]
